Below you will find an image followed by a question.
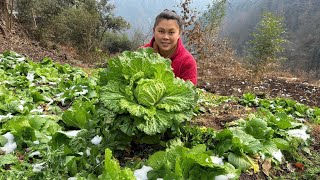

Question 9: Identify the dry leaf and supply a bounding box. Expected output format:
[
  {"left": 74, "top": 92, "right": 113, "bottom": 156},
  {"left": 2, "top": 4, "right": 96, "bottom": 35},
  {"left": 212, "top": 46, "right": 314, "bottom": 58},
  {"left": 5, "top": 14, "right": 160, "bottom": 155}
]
[{"left": 262, "top": 158, "right": 272, "bottom": 176}]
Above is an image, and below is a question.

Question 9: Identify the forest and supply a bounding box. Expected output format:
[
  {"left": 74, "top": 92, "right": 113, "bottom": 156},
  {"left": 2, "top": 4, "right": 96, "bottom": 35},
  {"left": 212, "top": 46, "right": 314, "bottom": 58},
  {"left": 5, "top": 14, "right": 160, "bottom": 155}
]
[{"left": 221, "top": 0, "right": 320, "bottom": 77}]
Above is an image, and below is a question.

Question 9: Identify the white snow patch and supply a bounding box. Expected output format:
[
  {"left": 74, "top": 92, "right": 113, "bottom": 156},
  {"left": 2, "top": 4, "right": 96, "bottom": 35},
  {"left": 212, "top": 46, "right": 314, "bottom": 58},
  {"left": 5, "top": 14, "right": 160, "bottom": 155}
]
[
  {"left": 16, "top": 57, "right": 25, "bottom": 62},
  {"left": 287, "top": 126, "right": 310, "bottom": 141},
  {"left": 58, "top": 130, "right": 81, "bottom": 137},
  {"left": 61, "top": 98, "right": 67, "bottom": 106},
  {"left": 74, "top": 89, "right": 88, "bottom": 96},
  {"left": 29, "top": 151, "right": 41, "bottom": 157},
  {"left": 18, "top": 104, "right": 24, "bottom": 111},
  {"left": 260, "top": 153, "right": 266, "bottom": 161},
  {"left": 134, "top": 165, "right": 153, "bottom": 180},
  {"left": 0, "top": 113, "right": 14, "bottom": 121},
  {"left": 210, "top": 156, "right": 224, "bottom": 165},
  {"left": 48, "top": 82, "right": 57, "bottom": 85},
  {"left": 27, "top": 72, "right": 35, "bottom": 82},
  {"left": 270, "top": 104, "right": 275, "bottom": 109},
  {"left": 272, "top": 150, "right": 283, "bottom": 163},
  {"left": 0, "top": 132, "right": 17, "bottom": 154},
  {"left": 40, "top": 76, "right": 47, "bottom": 83},
  {"left": 91, "top": 135, "right": 102, "bottom": 145},
  {"left": 86, "top": 148, "right": 91, "bottom": 156},
  {"left": 44, "top": 96, "right": 53, "bottom": 102},
  {"left": 30, "top": 107, "right": 44, "bottom": 113},
  {"left": 68, "top": 177, "right": 77, "bottom": 180},
  {"left": 295, "top": 118, "right": 306, "bottom": 123},
  {"left": 32, "top": 162, "right": 45, "bottom": 172},
  {"left": 215, "top": 174, "right": 236, "bottom": 180},
  {"left": 55, "top": 92, "right": 64, "bottom": 98}
]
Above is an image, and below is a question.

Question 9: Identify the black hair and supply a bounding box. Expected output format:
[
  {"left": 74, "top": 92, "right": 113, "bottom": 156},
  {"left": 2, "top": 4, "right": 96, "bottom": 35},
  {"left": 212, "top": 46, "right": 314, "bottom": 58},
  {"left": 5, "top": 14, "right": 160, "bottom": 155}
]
[{"left": 153, "top": 9, "right": 183, "bottom": 32}]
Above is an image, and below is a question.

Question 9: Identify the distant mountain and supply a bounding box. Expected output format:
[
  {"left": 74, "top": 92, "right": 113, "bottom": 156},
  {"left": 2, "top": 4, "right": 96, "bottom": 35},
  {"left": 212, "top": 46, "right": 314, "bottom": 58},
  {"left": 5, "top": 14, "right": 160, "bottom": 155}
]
[{"left": 111, "top": 0, "right": 212, "bottom": 37}]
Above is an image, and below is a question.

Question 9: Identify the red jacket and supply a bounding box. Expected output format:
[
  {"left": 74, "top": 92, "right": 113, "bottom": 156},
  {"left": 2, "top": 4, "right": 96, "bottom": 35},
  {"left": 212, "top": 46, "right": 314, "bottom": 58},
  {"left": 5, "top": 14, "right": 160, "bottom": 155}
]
[{"left": 142, "top": 37, "right": 197, "bottom": 85}]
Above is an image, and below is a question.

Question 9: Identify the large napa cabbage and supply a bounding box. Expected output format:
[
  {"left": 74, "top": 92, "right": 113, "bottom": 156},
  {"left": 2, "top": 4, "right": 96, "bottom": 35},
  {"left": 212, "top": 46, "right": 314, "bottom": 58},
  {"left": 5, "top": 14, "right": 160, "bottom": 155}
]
[{"left": 99, "top": 48, "right": 197, "bottom": 136}]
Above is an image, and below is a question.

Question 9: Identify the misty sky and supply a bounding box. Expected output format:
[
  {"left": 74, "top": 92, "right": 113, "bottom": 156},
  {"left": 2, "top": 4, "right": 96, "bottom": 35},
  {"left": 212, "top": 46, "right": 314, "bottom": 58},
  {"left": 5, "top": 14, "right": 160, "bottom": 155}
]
[{"left": 111, "top": 0, "right": 212, "bottom": 36}]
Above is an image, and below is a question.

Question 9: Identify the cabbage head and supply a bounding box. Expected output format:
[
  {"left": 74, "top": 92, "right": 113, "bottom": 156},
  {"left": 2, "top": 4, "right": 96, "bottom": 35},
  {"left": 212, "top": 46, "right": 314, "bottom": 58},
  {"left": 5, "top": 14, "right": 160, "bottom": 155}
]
[
  {"left": 134, "top": 79, "right": 166, "bottom": 107},
  {"left": 99, "top": 48, "right": 197, "bottom": 136}
]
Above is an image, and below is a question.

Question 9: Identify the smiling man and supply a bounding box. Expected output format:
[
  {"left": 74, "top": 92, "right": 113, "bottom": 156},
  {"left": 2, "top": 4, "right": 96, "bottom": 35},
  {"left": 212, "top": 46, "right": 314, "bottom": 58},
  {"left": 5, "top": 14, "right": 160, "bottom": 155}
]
[{"left": 142, "top": 9, "right": 198, "bottom": 86}]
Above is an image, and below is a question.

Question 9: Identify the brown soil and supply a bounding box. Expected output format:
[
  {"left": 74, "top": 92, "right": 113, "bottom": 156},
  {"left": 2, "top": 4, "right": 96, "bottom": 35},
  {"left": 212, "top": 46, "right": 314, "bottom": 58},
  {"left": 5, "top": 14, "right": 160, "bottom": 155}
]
[
  {"left": 193, "top": 101, "right": 256, "bottom": 130},
  {"left": 206, "top": 76, "right": 320, "bottom": 108},
  {"left": 194, "top": 51, "right": 320, "bottom": 130},
  {"left": 194, "top": 75, "right": 320, "bottom": 130}
]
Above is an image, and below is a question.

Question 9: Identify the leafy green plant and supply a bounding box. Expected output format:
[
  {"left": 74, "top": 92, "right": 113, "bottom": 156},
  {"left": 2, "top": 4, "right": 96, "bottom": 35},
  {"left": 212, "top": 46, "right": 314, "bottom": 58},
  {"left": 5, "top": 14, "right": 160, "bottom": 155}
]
[
  {"left": 146, "top": 144, "right": 239, "bottom": 179},
  {"left": 0, "top": 51, "right": 317, "bottom": 179},
  {"left": 180, "top": 125, "right": 217, "bottom": 149},
  {"left": 98, "top": 48, "right": 198, "bottom": 143},
  {"left": 100, "top": 148, "right": 135, "bottom": 180},
  {"left": 310, "top": 107, "right": 320, "bottom": 124},
  {"left": 239, "top": 92, "right": 259, "bottom": 107}
]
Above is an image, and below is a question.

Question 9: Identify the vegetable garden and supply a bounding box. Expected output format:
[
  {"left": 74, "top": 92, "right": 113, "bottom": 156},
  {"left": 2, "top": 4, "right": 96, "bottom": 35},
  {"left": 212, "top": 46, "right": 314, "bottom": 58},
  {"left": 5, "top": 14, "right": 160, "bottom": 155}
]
[{"left": 0, "top": 49, "right": 319, "bottom": 179}]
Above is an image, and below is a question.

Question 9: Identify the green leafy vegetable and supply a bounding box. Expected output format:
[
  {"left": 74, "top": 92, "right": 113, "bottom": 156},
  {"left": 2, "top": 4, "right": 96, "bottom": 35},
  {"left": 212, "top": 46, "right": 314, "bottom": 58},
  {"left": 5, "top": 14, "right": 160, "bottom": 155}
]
[
  {"left": 100, "top": 148, "right": 135, "bottom": 180},
  {"left": 147, "top": 144, "right": 238, "bottom": 179},
  {"left": 99, "top": 48, "right": 197, "bottom": 136}
]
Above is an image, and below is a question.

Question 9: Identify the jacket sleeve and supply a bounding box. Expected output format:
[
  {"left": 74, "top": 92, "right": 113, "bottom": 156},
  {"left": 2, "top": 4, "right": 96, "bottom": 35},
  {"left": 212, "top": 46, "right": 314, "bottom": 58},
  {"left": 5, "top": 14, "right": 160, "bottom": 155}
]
[{"left": 179, "top": 57, "right": 197, "bottom": 86}]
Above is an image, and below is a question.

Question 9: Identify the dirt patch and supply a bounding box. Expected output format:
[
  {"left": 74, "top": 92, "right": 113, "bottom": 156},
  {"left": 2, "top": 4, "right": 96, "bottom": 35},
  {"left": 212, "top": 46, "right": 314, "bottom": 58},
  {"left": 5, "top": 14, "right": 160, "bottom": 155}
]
[
  {"left": 197, "top": 53, "right": 320, "bottom": 108},
  {"left": 201, "top": 76, "right": 320, "bottom": 108},
  {"left": 192, "top": 101, "right": 256, "bottom": 130}
]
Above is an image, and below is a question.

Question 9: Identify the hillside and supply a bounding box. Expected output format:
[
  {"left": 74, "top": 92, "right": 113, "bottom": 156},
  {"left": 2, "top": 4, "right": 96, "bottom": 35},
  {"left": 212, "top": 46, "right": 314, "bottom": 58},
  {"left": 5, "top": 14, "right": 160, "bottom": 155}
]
[
  {"left": 0, "top": 20, "right": 82, "bottom": 67},
  {"left": 220, "top": 0, "right": 320, "bottom": 77},
  {"left": 1, "top": 17, "right": 320, "bottom": 108}
]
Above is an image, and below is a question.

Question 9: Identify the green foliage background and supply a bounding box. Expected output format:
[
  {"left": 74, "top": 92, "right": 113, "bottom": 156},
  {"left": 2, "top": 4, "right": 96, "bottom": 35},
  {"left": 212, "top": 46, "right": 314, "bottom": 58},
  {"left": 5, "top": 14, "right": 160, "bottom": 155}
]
[{"left": 16, "top": 0, "right": 131, "bottom": 53}]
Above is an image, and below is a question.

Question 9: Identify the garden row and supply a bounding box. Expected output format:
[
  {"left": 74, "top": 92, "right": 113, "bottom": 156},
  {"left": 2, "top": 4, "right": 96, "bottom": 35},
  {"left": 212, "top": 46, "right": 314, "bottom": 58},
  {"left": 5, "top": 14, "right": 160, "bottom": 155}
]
[{"left": 0, "top": 50, "right": 318, "bottom": 179}]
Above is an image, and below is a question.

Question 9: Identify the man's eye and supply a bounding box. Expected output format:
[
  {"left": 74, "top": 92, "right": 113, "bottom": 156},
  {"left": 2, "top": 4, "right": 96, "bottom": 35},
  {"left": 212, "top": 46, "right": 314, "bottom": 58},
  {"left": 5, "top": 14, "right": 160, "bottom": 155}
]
[{"left": 169, "top": 32, "right": 175, "bottom": 34}]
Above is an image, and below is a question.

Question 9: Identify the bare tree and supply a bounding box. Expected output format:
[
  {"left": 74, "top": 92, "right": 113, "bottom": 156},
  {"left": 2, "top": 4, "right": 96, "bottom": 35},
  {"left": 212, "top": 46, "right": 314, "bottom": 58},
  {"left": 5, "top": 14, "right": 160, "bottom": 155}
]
[
  {"left": 0, "top": 0, "right": 14, "bottom": 36},
  {"left": 9, "top": 0, "right": 14, "bottom": 30}
]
